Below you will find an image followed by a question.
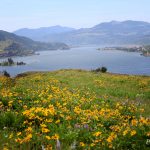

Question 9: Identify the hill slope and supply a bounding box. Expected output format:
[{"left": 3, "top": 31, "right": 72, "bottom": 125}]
[
  {"left": 14, "top": 26, "right": 75, "bottom": 41},
  {"left": 0, "top": 30, "right": 69, "bottom": 57},
  {"left": 0, "top": 70, "right": 150, "bottom": 149},
  {"left": 14, "top": 20, "right": 150, "bottom": 46}
]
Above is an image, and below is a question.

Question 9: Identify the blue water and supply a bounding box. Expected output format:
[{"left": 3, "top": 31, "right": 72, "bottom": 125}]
[{"left": 0, "top": 46, "right": 150, "bottom": 76}]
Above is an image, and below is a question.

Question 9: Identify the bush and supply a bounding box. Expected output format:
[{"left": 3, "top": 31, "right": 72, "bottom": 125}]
[
  {"left": 101, "top": 67, "right": 107, "bottom": 73},
  {"left": 93, "top": 66, "right": 107, "bottom": 73},
  {"left": 3, "top": 70, "right": 10, "bottom": 77}
]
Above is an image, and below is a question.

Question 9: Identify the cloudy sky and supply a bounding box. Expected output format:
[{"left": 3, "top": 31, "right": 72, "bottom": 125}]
[{"left": 0, "top": 0, "right": 150, "bottom": 32}]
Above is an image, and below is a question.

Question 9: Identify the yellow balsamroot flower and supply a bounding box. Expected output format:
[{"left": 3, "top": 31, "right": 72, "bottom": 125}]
[
  {"left": 18, "top": 100, "right": 22, "bottom": 103},
  {"left": 131, "top": 119, "right": 138, "bottom": 126},
  {"left": 80, "top": 142, "right": 85, "bottom": 147},
  {"left": 45, "top": 118, "right": 53, "bottom": 123},
  {"left": 40, "top": 123, "right": 47, "bottom": 128},
  {"left": 45, "top": 136, "right": 51, "bottom": 140},
  {"left": 93, "top": 131, "right": 102, "bottom": 137},
  {"left": 130, "top": 130, "right": 136, "bottom": 136},
  {"left": 74, "top": 106, "right": 81, "bottom": 114},
  {"left": 17, "top": 132, "right": 22, "bottom": 136},
  {"left": 46, "top": 144, "right": 53, "bottom": 150},
  {"left": 42, "top": 128, "right": 50, "bottom": 133},
  {"left": 65, "top": 116, "right": 72, "bottom": 121},
  {"left": 9, "top": 133, "right": 13, "bottom": 139},
  {"left": 3, "top": 147, "right": 9, "bottom": 150},
  {"left": 123, "top": 130, "right": 129, "bottom": 136},
  {"left": 51, "top": 134, "right": 59, "bottom": 140},
  {"left": 15, "top": 138, "right": 22, "bottom": 143},
  {"left": 147, "top": 132, "right": 150, "bottom": 137},
  {"left": 139, "top": 117, "right": 149, "bottom": 125},
  {"left": 55, "top": 119, "right": 60, "bottom": 124},
  {"left": 23, "top": 105, "right": 28, "bottom": 109},
  {"left": 90, "top": 143, "right": 95, "bottom": 147},
  {"left": 25, "top": 127, "right": 32, "bottom": 133},
  {"left": 106, "top": 132, "right": 117, "bottom": 143},
  {"left": 22, "top": 134, "right": 32, "bottom": 143},
  {"left": 8, "top": 100, "right": 13, "bottom": 107}
]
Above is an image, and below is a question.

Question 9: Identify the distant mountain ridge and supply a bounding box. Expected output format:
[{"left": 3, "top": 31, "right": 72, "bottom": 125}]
[
  {"left": 0, "top": 30, "right": 69, "bottom": 57},
  {"left": 14, "top": 20, "right": 150, "bottom": 46},
  {"left": 14, "top": 26, "right": 75, "bottom": 41}
]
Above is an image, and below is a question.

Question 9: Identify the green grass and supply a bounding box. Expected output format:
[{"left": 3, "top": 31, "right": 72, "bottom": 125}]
[
  {"left": 30, "top": 69, "right": 149, "bottom": 115},
  {"left": 0, "top": 69, "right": 150, "bottom": 149}
]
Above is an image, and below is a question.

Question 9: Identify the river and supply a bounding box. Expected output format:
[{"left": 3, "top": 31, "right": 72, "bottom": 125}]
[{"left": 0, "top": 46, "right": 150, "bottom": 76}]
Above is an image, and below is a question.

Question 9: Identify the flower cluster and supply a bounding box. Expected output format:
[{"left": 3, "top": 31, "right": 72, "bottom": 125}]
[{"left": 0, "top": 72, "right": 150, "bottom": 149}]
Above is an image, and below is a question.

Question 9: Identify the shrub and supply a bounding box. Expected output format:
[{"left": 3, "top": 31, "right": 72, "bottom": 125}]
[
  {"left": 101, "top": 66, "right": 107, "bottom": 73},
  {"left": 3, "top": 70, "right": 10, "bottom": 77},
  {"left": 93, "top": 66, "right": 107, "bottom": 73}
]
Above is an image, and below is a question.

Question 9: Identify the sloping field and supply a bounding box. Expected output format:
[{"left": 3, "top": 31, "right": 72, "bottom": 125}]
[{"left": 0, "top": 70, "right": 150, "bottom": 149}]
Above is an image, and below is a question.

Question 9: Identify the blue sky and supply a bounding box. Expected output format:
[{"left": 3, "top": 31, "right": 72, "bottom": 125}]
[{"left": 0, "top": 0, "right": 150, "bottom": 31}]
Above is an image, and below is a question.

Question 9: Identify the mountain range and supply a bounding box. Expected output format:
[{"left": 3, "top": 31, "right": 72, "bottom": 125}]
[
  {"left": 0, "top": 30, "right": 69, "bottom": 57},
  {"left": 14, "top": 20, "right": 150, "bottom": 46},
  {"left": 14, "top": 26, "right": 75, "bottom": 41}
]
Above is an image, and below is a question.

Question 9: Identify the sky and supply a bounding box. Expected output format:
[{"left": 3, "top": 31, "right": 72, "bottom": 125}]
[{"left": 0, "top": 0, "right": 150, "bottom": 32}]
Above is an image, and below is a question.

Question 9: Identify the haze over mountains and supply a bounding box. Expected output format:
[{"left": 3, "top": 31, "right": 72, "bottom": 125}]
[
  {"left": 0, "top": 30, "right": 69, "bottom": 57},
  {"left": 14, "top": 20, "right": 150, "bottom": 46},
  {"left": 14, "top": 26, "right": 75, "bottom": 41}
]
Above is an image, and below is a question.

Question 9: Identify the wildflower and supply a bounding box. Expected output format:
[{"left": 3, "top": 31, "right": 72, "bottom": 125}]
[
  {"left": 93, "top": 131, "right": 102, "bottom": 137},
  {"left": 106, "top": 132, "right": 117, "bottom": 143},
  {"left": 131, "top": 119, "right": 138, "bottom": 126},
  {"left": 130, "top": 130, "right": 136, "bottom": 136},
  {"left": 45, "top": 136, "right": 51, "bottom": 140},
  {"left": 80, "top": 142, "right": 85, "bottom": 147},
  {"left": 55, "top": 119, "right": 60, "bottom": 124},
  {"left": 25, "top": 127, "right": 32, "bottom": 133},
  {"left": 9, "top": 133, "right": 13, "bottom": 139},
  {"left": 42, "top": 128, "right": 50, "bottom": 133},
  {"left": 17, "top": 132, "right": 22, "bottom": 136},
  {"left": 123, "top": 130, "right": 128, "bottom": 136},
  {"left": 90, "top": 143, "right": 95, "bottom": 147},
  {"left": 22, "top": 134, "right": 32, "bottom": 142},
  {"left": 51, "top": 134, "right": 59, "bottom": 140}
]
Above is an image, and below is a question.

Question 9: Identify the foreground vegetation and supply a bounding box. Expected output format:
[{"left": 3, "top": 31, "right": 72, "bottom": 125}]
[{"left": 0, "top": 70, "right": 150, "bottom": 150}]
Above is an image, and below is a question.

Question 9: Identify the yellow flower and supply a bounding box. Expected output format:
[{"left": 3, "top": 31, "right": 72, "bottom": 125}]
[
  {"left": 90, "top": 143, "right": 95, "bottom": 147},
  {"left": 17, "top": 132, "right": 22, "bottom": 136},
  {"left": 93, "top": 131, "right": 102, "bottom": 137},
  {"left": 9, "top": 133, "right": 13, "bottom": 139},
  {"left": 55, "top": 119, "right": 60, "bottom": 124},
  {"left": 22, "top": 134, "right": 32, "bottom": 143},
  {"left": 147, "top": 132, "right": 150, "bottom": 137},
  {"left": 25, "top": 127, "right": 32, "bottom": 133},
  {"left": 123, "top": 130, "right": 128, "bottom": 136},
  {"left": 130, "top": 130, "right": 136, "bottom": 136},
  {"left": 80, "top": 142, "right": 85, "bottom": 147},
  {"left": 45, "top": 136, "right": 51, "bottom": 140},
  {"left": 131, "top": 119, "right": 138, "bottom": 126},
  {"left": 42, "top": 128, "right": 50, "bottom": 133},
  {"left": 15, "top": 138, "right": 22, "bottom": 143},
  {"left": 51, "top": 134, "right": 59, "bottom": 140},
  {"left": 3, "top": 147, "right": 9, "bottom": 150},
  {"left": 106, "top": 132, "right": 117, "bottom": 143},
  {"left": 40, "top": 124, "right": 47, "bottom": 128}
]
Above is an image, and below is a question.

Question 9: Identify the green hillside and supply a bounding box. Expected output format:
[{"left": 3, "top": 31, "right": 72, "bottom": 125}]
[{"left": 0, "top": 70, "right": 150, "bottom": 149}]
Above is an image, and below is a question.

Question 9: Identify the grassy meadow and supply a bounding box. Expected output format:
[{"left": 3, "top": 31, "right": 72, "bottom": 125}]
[{"left": 0, "top": 69, "right": 150, "bottom": 150}]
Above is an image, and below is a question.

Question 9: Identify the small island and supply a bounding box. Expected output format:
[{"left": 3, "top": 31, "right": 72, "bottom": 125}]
[
  {"left": 0, "top": 58, "right": 26, "bottom": 66},
  {"left": 97, "top": 46, "right": 150, "bottom": 57}
]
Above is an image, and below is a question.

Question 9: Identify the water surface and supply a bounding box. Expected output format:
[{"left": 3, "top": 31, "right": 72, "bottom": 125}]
[{"left": 0, "top": 46, "right": 150, "bottom": 76}]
